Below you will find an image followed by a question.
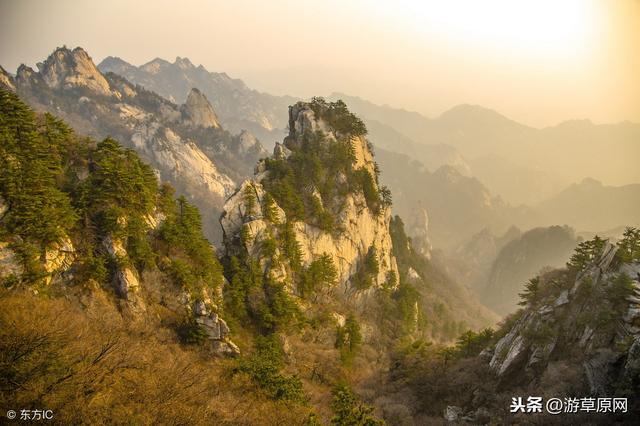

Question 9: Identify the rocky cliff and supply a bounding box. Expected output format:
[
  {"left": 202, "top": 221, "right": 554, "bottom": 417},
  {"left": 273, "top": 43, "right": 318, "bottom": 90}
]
[
  {"left": 394, "top": 231, "right": 640, "bottom": 424},
  {"left": 221, "top": 100, "right": 398, "bottom": 294},
  {"left": 1, "top": 46, "right": 267, "bottom": 243},
  {"left": 487, "top": 238, "right": 640, "bottom": 391}
]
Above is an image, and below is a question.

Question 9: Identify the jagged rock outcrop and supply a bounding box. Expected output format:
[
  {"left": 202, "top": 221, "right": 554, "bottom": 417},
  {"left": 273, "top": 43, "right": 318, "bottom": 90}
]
[
  {"left": 191, "top": 299, "right": 240, "bottom": 356},
  {"left": 35, "top": 46, "right": 114, "bottom": 96},
  {"left": 488, "top": 241, "right": 640, "bottom": 396},
  {"left": 0, "top": 242, "right": 23, "bottom": 282},
  {"left": 221, "top": 101, "right": 398, "bottom": 294},
  {"left": 181, "top": 88, "right": 220, "bottom": 129},
  {"left": 405, "top": 205, "right": 432, "bottom": 259},
  {"left": 42, "top": 237, "right": 76, "bottom": 285},
  {"left": 102, "top": 236, "right": 141, "bottom": 302}
]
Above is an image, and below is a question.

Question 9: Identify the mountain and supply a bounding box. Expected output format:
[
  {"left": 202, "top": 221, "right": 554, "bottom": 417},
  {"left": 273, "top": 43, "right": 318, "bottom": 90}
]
[
  {"left": 436, "top": 226, "right": 523, "bottom": 295},
  {"left": 98, "top": 55, "right": 296, "bottom": 149},
  {"left": 467, "top": 153, "right": 566, "bottom": 205},
  {"left": 537, "top": 178, "right": 640, "bottom": 232},
  {"left": 384, "top": 232, "right": 640, "bottom": 423},
  {"left": 1, "top": 90, "right": 498, "bottom": 424},
  {"left": 1, "top": 46, "right": 268, "bottom": 242},
  {"left": 480, "top": 225, "right": 579, "bottom": 315},
  {"left": 219, "top": 98, "right": 496, "bottom": 338},
  {"left": 329, "top": 93, "right": 640, "bottom": 206},
  {"left": 327, "top": 93, "right": 472, "bottom": 176},
  {"left": 362, "top": 118, "right": 472, "bottom": 177}
]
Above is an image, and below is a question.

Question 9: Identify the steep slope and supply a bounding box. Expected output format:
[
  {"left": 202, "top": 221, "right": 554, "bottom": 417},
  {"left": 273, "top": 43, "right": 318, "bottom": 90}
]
[
  {"left": 480, "top": 225, "right": 579, "bottom": 315},
  {"left": 387, "top": 231, "right": 640, "bottom": 424},
  {"left": 218, "top": 98, "right": 496, "bottom": 346},
  {"left": 0, "top": 88, "right": 238, "bottom": 354},
  {"left": 220, "top": 98, "right": 398, "bottom": 302},
  {"left": 1, "top": 46, "right": 267, "bottom": 242},
  {"left": 98, "top": 55, "right": 296, "bottom": 148}
]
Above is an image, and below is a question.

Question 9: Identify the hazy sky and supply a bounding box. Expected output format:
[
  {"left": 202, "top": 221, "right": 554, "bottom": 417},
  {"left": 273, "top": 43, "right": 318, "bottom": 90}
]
[{"left": 1, "top": 0, "right": 638, "bottom": 127}]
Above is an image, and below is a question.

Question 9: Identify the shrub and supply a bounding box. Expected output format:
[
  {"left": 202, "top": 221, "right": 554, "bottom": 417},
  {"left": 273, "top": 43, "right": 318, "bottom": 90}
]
[
  {"left": 177, "top": 320, "right": 208, "bottom": 345},
  {"left": 567, "top": 235, "right": 607, "bottom": 270},
  {"left": 309, "top": 97, "right": 368, "bottom": 137},
  {"left": 617, "top": 227, "right": 640, "bottom": 263},
  {"left": 235, "top": 336, "right": 307, "bottom": 403},
  {"left": 299, "top": 253, "right": 338, "bottom": 298},
  {"left": 330, "top": 384, "right": 383, "bottom": 425},
  {"left": 352, "top": 246, "right": 379, "bottom": 291},
  {"left": 336, "top": 314, "right": 363, "bottom": 365}
]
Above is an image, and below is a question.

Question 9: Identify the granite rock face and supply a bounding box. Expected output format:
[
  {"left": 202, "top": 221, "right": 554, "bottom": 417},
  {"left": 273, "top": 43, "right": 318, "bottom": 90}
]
[
  {"left": 221, "top": 101, "right": 398, "bottom": 296},
  {"left": 488, "top": 242, "right": 640, "bottom": 396},
  {"left": 181, "top": 88, "right": 220, "bottom": 129}
]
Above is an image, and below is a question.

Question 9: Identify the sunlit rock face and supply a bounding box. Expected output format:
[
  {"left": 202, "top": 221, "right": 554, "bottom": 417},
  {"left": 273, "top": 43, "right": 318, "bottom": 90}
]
[
  {"left": 221, "top": 101, "right": 398, "bottom": 295},
  {"left": 181, "top": 88, "right": 220, "bottom": 129}
]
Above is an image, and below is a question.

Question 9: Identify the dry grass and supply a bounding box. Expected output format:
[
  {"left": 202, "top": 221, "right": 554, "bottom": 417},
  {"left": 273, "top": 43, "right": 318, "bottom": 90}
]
[{"left": 0, "top": 289, "right": 313, "bottom": 425}]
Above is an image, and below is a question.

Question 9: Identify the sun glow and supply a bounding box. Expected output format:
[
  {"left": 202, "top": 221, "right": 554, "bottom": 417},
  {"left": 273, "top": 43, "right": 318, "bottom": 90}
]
[{"left": 378, "top": 0, "right": 601, "bottom": 59}]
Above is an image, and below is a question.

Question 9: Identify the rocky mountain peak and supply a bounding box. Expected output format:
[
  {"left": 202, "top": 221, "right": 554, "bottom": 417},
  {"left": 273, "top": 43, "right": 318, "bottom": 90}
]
[
  {"left": 237, "top": 130, "right": 263, "bottom": 154},
  {"left": 98, "top": 56, "right": 132, "bottom": 72},
  {"left": 222, "top": 98, "right": 398, "bottom": 296},
  {"left": 31, "top": 46, "right": 113, "bottom": 96},
  {"left": 286, "top": 100, "right": 377, "bottom": 177},
  {"left": 140, "top": 57, "right": 171, "bottom": 74},
  {"left": 180, "top": 88, "right": 220, "bottom": 129},
  {"left": 174, "top": 56, "right": 195, "bottom": 70}
]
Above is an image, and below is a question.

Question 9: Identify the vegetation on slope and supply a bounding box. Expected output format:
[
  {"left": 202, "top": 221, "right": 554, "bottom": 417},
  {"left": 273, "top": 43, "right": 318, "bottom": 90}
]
[
  {"left": 381, "top": 231, "right": 640, "bottom": 424},
  {"left": 262, "top": 97, "right": 390, "bottom": 232}
]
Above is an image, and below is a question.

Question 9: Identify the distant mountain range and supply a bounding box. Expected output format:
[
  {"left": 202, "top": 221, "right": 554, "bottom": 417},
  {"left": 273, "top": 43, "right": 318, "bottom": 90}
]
[
  {"left": 328, "top": 93, "right": 640, "bottom": 206},
  {"left": 537, "top": 178, "right": 640, "bottom": 232},
  {"left": 98, "top": 56, "right": 295, "bottom": 149},
  {"left": 480, "top": 225, "right": 579, "bottom": 315}
]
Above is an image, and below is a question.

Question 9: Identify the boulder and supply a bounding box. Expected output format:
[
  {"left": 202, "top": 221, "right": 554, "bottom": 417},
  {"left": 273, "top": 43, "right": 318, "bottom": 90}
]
[{"left": 444, "top": 406, "right": 463, "bottom": 422}]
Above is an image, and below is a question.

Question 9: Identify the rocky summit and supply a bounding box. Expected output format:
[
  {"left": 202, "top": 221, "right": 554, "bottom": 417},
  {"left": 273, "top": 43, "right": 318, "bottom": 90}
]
[
  {"left": 181, "top": 88, "right": 220, "bottom": 129},
  {"left": 221, "top": 100, "right": 398, "bottom": 294}
]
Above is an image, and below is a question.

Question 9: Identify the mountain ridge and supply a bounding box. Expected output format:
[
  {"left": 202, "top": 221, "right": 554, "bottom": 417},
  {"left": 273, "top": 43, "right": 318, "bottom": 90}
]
[{"left": 1, "top": 46, "right": 267, "bottom": 243}]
